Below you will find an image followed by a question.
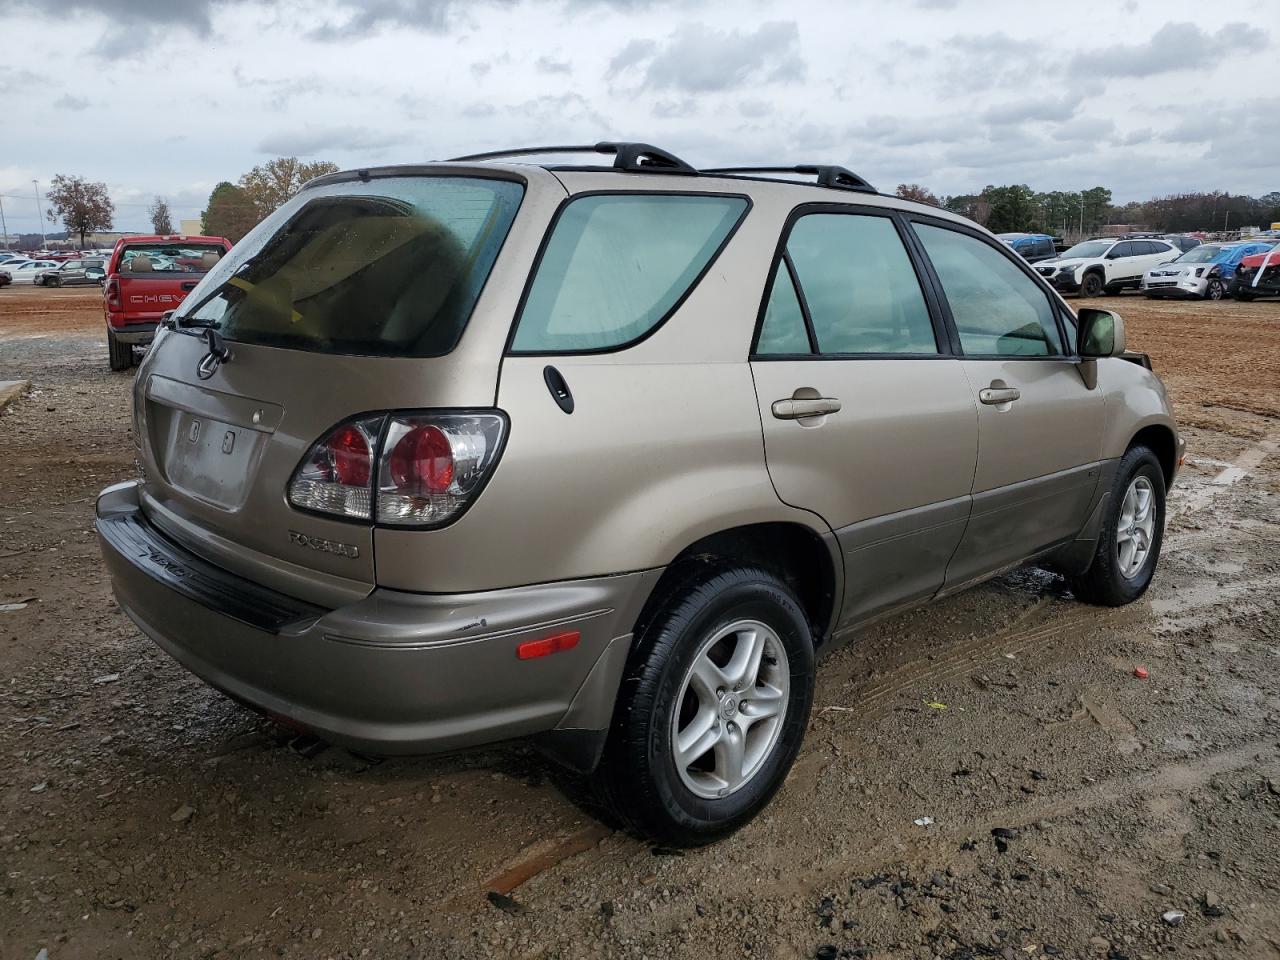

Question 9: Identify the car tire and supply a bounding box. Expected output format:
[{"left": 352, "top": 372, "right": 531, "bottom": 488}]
[
  {"left": 592, "top": 566, "right": 815, "bottom": 846},
  {"left": 1069, "top": 445, "right": 1166, "bottom": 607},
  {"left": 1205, "top": 279, "right": 1226, "bottom": 300},
  {"left": 1103, "top": 283, "right": 1123, "bottom": 296},
  {"left": 1232, "top": 289, "right": 1255, "bottom": 301},
  {"left": 1082, "top": 272, "right": 1104, "bottom": 297},
  {"left": 108, "top": 330, "right": 133, "bottom": 372},
  {"left": 49, "top": 276, "right": 60, "bottom": 288}
]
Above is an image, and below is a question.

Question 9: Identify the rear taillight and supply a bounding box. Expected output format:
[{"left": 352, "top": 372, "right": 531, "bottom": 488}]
[
  {"left": 287, "top": 412, "right": 506, "bottom": 526},
  {"left": 105, "top": 278, "right": 121, "bottom": 311},
  {"left": 376, "top": 413, "right": 506, "bottom": 526},
  {"left": 287, "top": 416, "right": 382, "bottom": 520}
]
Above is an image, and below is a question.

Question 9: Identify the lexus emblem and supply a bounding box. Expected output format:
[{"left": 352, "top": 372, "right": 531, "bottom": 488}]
[{"left": 196, "top": 327, "right": 232, "bottom": 380}]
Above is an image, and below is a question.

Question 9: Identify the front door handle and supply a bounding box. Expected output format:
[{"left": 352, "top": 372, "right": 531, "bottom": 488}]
[
  {"left": 772, "top": 397, "right": 842, "bottom": 420},
  {"left": 979, "top": 387, "right": 1021, "bottom": 405}
]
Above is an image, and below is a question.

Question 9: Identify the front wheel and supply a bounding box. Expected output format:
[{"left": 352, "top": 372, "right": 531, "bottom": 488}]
[
  {"left": 1070, "top": 445, "right": 1166, "bottom": 606},
  {"left": 593, "top": 566, "right": 815, "bottom": 846},
  {"left": 1205, "top": 279, "right": 1226, "bottom": 300},
  {"left": 1081, "top": 273, "right": 1104, "bottom": 297},
  {"left": 49, "top": 276, "right": 60, "bottom": 288},
  {"left": 1233, "top": 289, "right": 1255, "bottom": 301}
]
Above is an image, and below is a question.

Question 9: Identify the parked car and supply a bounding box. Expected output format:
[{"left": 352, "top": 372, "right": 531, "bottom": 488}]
[
  {"left": 103, "top": 235, "right": 232, "bottom": 370},
  {"left": 95, "top": 143, "right": 1183, "bottom": 845},
  {"left": 1163, "top": 235, "right": 1202, "bottom": 253},
  {"left": 34, "top": 257, "right": 105, "bottom": 287},
  {"left": 996, "top": 232, "right": 1058, "bottom": 263},
  {"left": 0, "top": 268, "right": 10, "bottom": 288},
  {"left": 1141, "top": 242, "right": 1275, "bottom": 300},
  {"left": 1033, "top": 237, "right": 1179, "bottom": 297},
  {"left": 1230, "top": 247, "right": 1280, "bottom": 300},
  {"left": 5, "top": 259, "right": 59, "bottom": 284}
]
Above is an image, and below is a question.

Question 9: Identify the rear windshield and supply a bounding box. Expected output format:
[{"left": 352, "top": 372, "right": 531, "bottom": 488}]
[
  {"left": 118, "top": 243, "right": 226, "bottom": 274},
  {"left": 178, "top": 176, "right": 524, "bottom": 357}
]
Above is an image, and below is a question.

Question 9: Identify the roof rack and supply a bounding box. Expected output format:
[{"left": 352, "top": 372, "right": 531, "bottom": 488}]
[
  {"left": 447, "top": 141, "right": 696, "bottom": 175},
  {"left": 701, "top": 165, "right": 876, "bottom": 194},
  {"left": 445, "top": 143, "right": 877, "bottom": 192}
]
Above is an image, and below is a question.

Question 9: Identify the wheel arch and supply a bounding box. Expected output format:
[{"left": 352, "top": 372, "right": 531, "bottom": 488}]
[
  {"left": 1128, "top": 423, "right": 1178, "bottom": 487},
  {"left": 635, "top": 521, "right": 842, "bottom": 649}
]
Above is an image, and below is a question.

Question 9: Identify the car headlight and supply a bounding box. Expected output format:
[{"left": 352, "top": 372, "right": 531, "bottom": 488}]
[{"left": 1193, "top": 267, "right": 1205, "bottom": 277}]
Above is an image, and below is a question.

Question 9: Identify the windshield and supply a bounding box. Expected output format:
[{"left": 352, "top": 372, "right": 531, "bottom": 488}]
[
  {"left": 1059, "top": 240, "right": 1112, "bottom": 259},
  {"left": 1175, "top": 244, "right": 1223, "bottom": 264},
  {"left": 180, "top": 175, "right": 524, "bottom": 358}
]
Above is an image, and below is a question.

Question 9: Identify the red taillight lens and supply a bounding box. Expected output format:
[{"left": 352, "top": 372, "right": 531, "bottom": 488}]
[
  {"left": 286, "top": 417, "right": 381, "bottom": 520},
  {"left": 388, "top": 424, "right": 454, "bottom": 494},
  {"left": 329, "top": 424, "right": 371, "bottom": 487},
  {"left": 376, "top": 413, "right": 506, "bottom": 527},
  {"left": 105, "top": 278, "right": 121, "bottom": 310},
  {"left": 287, "top": 412, "right": 506, "bottom": 526}
]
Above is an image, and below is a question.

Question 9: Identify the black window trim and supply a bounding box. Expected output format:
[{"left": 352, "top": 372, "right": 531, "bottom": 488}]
[
  {"left": 902, "top": 213, "right": 1079, "bottom": 362},
  {"left": 749, "top": 201, "right": 955, "bottom": 362},
  {"left": 504, "top": 188, "right": 754, "bottom": 358}
]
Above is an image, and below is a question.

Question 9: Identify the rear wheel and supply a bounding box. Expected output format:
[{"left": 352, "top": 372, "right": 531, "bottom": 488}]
[
  {"left": 49, "top": 276, "right": 60, "bottom": 288},
  {"left": 1082, "top": 272, "right": 1104, "bottom": 297},
  {"left": 108, "top": 330, "right": 133, "bottom": 371},
  {"left": 593, "top": 566, "right": 815, "bottom": 846},
  {"left": 1205, "top": 278, "right": 1226, "bottom": 300},
  {"left": 1070, "top": 445, "right": 1165, "bottom": 606},
  {"left": 1233, "top": 288, "right": 1255, "bottom": 301}
]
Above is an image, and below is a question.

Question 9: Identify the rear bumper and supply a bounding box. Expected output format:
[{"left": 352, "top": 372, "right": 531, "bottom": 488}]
[
  {"left": 107, "top": 321, "right": 158, "bottom": 344},
  {"left": 96, "top": 481, "right": 658, "bottom": 763}
]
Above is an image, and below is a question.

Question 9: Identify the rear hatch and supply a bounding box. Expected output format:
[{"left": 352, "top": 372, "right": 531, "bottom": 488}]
[
  {"left": 131, "top": 170, "right": 541, "bottom": 606},
  {"left": 110, "top": 240, "right": 230, "bottom": 324}
]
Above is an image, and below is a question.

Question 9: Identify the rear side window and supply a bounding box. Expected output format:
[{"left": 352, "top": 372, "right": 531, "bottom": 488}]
[
  {"left": 511, "top": 193, "right": 748, "bottom": 353},
  {"left": 181, "top": 176, "right": 524, "bottom": 357},
  {"left": 118, "top": 242, "right": 226, "bottom": 274},
  {"left": 756, "top": 264, "right": 811, "bottom": 354},
  {"left": 914, "top": 223, "right": 1062, "bottom": 357}
]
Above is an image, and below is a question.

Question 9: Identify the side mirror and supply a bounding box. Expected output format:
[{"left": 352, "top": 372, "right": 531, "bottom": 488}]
[{"left": 1078, "top": 308, "right": 1126, "bottom": 358}]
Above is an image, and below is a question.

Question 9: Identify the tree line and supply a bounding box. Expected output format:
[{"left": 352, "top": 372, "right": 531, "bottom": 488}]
[
  {"left": 29, "top": 157, "right": 338, "bottom": 248},
  {"left": 896, "top": 183, "right": 1280, "bottom": 236}
]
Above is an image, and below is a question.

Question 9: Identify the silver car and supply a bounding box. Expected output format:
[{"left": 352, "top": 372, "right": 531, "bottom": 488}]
[{"left": 96, "top": 142, "right": 1182, "bottom": 844}]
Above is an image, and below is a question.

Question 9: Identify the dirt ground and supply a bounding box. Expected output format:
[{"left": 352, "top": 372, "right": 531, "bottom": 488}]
[{"left": 1, "top": 287, "right": 1278, "bottom": 960}]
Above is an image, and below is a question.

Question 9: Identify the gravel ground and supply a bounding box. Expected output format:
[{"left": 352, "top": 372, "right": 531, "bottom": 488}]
[{"left": 1, "top": 288, "right": 1278, "bottom": 960}]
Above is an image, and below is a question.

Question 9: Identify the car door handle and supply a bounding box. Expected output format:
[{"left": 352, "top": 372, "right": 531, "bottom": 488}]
[
  {"left": 772, "top": 397, "right": 841, "bottom": 419},
  {"left": 181, "top": 281, "right": 198, "bottom": 291},
  {"left": 979, "top": 387, "right": 1021, "bottom": 405}
]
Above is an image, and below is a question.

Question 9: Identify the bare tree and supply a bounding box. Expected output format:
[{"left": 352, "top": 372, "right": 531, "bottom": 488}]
[
  {"left": 45, "top": 174, "right": 114, "bottom": 247},
  {"left": 148, "top": 196, "right": 174, "bottom": 234}
]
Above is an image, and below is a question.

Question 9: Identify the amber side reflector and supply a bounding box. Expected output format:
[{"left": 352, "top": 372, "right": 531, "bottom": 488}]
[{"left": 517, "top": 631, "right": 581, "bottom": 660}]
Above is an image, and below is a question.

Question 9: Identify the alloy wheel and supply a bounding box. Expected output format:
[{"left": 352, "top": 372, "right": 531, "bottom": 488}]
[
  {"left": 1117, "top": 475, "right": 1156, "bottom": 579},
  {"left": 670, "top": 619, "right": 790, "bottom": 800}
]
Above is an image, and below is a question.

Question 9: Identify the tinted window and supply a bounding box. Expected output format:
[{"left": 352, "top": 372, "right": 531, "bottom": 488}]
[
  {"left": 914, "top": 223, "right": 1061, "bottom": 357},
  {"left": 755, "top": 263, "right": 811, "bottom": 354},
  {"left": 513, "top": 194, "right": 748, "bottom": 352},
  {"left": 786, "top": 214, "right": 937, "bottom": 355},
  {"left": 1110, "top": 241, "right": 1136, "bottom": 258},
  {"left": 182, "top": 176, "right": 524, "bottom": 358},
  {"left": 1035, "top": 239, "right": 1055, "bottom": 258}
]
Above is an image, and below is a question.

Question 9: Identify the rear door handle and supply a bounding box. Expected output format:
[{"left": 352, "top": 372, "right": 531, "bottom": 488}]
[
  {"left": 772, "top": 397, "right": 841, "bottom": 420},
  {"left": 979, "top": 387, "right": 1021, "bottom": 405}
]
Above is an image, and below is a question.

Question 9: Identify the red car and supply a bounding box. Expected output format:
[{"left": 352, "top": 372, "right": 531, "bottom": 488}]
[
  {"left": 104, "top": 234, "right": 231, "bottom": 370},
  {"left": 1230, "top": 245, "right": 1280, "bottom": 301}
]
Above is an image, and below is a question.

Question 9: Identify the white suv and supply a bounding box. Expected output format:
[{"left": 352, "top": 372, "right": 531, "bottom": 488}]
[{"left": 1034, "top": 237, "right": 1178, "bottom": 297}]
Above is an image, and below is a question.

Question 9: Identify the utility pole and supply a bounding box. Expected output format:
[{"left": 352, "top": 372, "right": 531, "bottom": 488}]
[
  {"left": 1224, "top": 209, "right": 1231, "bottom": 232},
  {"left": 1079, "top": 195, "right": 1085, "bottom": 238},
  {"left": 32, "top": 179, "right": 46, "bottom": 249},
  {"left": 0, "top": 194, "right": 8, "bottom": 251}
]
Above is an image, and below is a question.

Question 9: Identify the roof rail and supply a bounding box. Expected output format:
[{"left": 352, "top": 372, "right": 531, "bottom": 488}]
[
  {"left": 447, "top": 141, "right": 696, "bottom": 175},
  {"left": 701, "top": 165, "right": 876, "bottom": 194}
]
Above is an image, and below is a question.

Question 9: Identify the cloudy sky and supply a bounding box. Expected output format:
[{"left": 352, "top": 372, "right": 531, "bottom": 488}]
[{"left": 1, "top": 0, "right": 1275, "bottom": 235}]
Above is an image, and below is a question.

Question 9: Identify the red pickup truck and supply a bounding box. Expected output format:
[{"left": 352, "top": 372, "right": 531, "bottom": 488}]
[{"left": 104, "top": 234, "right": 231, "bottom": 370}]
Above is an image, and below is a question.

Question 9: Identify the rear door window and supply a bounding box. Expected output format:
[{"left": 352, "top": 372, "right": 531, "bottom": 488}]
[
  {"left": 511, "top": 193, "right": 748, "bottom": 353},
  {"left": 913, "top": 222, "right": 1062, "bottom": 357},
  {"left": 181, "top": 176, "right": 524, "bottom": 358}
]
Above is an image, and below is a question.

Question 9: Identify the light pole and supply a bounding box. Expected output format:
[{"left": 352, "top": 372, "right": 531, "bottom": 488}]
[
  {"left": 0, "top": 194, "right": 9, "bottom": 251},
  {"left": 32, "top": 179, "right": 46, "bottom": 249}
]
